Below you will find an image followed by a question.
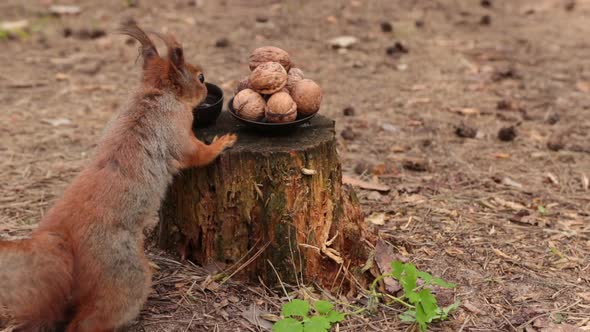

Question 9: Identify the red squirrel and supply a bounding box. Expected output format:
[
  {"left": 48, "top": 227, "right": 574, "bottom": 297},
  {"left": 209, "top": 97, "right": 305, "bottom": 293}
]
[{"left": 0, "top": 22, "right": 236, "bottom": 332}]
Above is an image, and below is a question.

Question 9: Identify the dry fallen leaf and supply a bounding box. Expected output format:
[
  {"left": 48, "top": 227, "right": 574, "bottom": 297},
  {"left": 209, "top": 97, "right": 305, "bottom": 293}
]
[
  {"left": 541, "top": 323, "right": 585, "bottom": 332},
  {"left": 374, "top": 239, "right": 403, "bottom": 293},
  {"left": 576, "top": 81, "right": 590, "bottom": 93},
  {"left": 241, "top": 304, "right": 274, "bottom": 330}
]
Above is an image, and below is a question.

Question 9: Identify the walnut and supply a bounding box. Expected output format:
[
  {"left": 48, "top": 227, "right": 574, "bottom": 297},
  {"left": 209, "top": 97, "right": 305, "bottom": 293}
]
[
  {"left": 291, "top": 79, "right": 322, "bottom": 116},
  {"left": 248, "top": 46, "right": 292, "bottom": 72},
  {"left": 232, "top": 89, "right": 266, "bottom": 121},
  {"left": 248, "top": 62, "right": 288, "bottom": 95},
  {"left": 235, "top": 76, "right": 250, "bottom": 93},
  {"left": 265, "top": 91, "right": 297, "bottom": 123},
  {"left": 285, "top": 68, "right": 304, "bottom": 92}
]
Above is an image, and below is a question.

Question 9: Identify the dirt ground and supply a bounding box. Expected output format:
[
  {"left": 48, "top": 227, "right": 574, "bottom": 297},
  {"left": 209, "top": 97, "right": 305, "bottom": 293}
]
[{"left": 1, "top": 0, "right": 590, "bottom": 331}]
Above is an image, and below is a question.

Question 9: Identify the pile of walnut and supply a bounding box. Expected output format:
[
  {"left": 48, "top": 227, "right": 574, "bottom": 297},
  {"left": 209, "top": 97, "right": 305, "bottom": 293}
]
[{"left": 232, "top": 46, "right": 323, "bottom": 123}]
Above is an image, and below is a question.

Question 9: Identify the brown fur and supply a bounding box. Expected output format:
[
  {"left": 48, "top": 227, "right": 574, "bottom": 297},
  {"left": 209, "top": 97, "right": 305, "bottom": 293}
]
[{"left": 0, "top": 21, "right": 236, "bottom": 332}]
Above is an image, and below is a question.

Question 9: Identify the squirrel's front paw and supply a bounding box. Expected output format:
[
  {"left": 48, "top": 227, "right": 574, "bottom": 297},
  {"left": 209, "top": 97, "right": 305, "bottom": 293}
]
[{"left": 213, "top": 134, "right": 237, "bottom": 150}]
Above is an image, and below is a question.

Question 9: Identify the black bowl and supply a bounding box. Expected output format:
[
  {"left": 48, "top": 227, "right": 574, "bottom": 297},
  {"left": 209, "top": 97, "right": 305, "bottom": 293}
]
[
  {"left": 193, "top": 82, "right": 223, "bottom": 127},
  {"left": 227, "top": 96, "right": 317, "bottom": 132}
]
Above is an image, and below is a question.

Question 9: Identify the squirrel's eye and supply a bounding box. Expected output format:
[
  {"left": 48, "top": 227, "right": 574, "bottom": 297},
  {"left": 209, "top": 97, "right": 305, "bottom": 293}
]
[{"left": 198, "top": 73, "right": 205, "bottom": 83}]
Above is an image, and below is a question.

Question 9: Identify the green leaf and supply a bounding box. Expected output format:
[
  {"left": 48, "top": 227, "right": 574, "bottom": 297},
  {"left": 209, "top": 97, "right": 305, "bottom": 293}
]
[
  {"left": 273, "top": 318, "right": 303, "bottom": 332},
  {"left": 402, "top": 263, "right": 418, "bottom": 294},
  {"left": 303, "top": 316, "right": 330, "bottom": 332},
  {"left": 432, "top": 278, "right": 456, "bottom": 289},
  {"left": 417, "top": 271, "right": 433, "bottom": 284},
  {"left": 438, "top": 300, "right": 461, "bottom": 320},
  {"left": 418, "top": 289, "right": 438, "bottom": 322},
  {"left": 399, "top": 310, "right": 416, "bottom": 322},
  {"left": 282, "top": 299, "right": 310, "bottom": 318},
  {"left": 391, "top": 261, "right": 404, "bottom": 280},
  {"left": 415, "top": 303, "right": 428, "bottom": 332},
  {"left": 326, "top": 310, "right": 345, "bottom": 323},
  {"left": 314, "top": 300, "right": 333, "bottom": 315},
  {"left": 407, "top": 291, "right": 421, "bottom": 304}
]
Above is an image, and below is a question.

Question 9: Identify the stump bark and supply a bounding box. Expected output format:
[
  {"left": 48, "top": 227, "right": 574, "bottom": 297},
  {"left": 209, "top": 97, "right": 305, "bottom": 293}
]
[{"left": 157, "top": 112, "right": 370, "bottom": 290}]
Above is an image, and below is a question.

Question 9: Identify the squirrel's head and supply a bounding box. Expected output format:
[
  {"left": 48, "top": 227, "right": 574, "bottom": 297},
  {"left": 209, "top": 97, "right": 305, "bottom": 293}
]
[{"left": 119, "top": 21, "right": 207, "bottom": 108}]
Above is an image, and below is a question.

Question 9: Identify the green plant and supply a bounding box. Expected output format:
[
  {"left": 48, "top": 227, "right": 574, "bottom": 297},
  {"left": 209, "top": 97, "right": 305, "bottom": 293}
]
[
  {"left": 370, "top": 261, "right": 460, "bottom": 331},
  {"left": 272, "top": 299, "right": 345, "bottom": 332}
]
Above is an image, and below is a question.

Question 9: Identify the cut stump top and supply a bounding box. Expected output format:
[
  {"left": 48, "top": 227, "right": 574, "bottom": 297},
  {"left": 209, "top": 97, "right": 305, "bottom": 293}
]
[{"left": 193, "top": 111, "right": 335, "bottom": 153}]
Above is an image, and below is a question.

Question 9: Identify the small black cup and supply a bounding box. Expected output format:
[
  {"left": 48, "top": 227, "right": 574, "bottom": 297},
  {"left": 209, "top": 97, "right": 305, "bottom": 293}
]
[{"left": 193, "top": 82, "right": 223, "bottom": 127}]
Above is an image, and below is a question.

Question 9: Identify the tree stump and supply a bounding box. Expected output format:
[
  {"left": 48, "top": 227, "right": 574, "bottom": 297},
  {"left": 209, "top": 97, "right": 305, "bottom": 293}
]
[{"left": 157, "top": 112, "right": 371, "bottom": 290}]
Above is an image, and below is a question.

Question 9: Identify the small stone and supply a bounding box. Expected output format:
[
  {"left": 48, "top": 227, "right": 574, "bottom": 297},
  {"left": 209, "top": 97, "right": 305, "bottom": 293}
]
[
  {"left": 368, "top": 191, "right": 383, "bottom": 201},
  {"left": 480, "top": 15, "right": 491, "bottom": 25},
  {"left": 49, "top": 5, "right": 82, "bottom": 16},
  {"left": 63, "top": 27, "right": 73, "bottom": 38},
  {"left": 547, "top": 135, "right": 565, "bottom": 151},
  {"left": 256, "top": 16, "right": 269, "bottom": 23},
  {"left": 491, "top": 66, "right": 519, "bottom": 81},
  {"left": 498, "top": 126, "right": 517, "bottom": 141},
  {"left": 328, "top": 36, "right": 359, "bottom": 49},
  {"left": 354, "top": 162, "right": 372, "bottom": 175},
  {"left": 381, "top": 123, "right": 399, "bottom": 133},
  {"left": 0, "top": 20, "right": 29, "bottom": 31},
  {"left": 481, "top": 0, "right": 492, "bottom": 8},
  {"left": 341, "top": 127, "right": 356, "bottom": 140},
  {"left": 455, "top": 123, "right": 477, "bottom": 138},
  {"left": 415, "top": 20, "right": 424, "bottom": 28},
  {"left": 343, "top": 106, "right": 356, "bottom": 116},
  {"left": 496, "top": 99, "right": 512, "bottom": 110},
  {"left": 386, "top": 42, "right": 408, "bottom": 56},
  {"left": 402, "top": 157, "right": 429, "bottom": 172},
  {"left": 75, "top": 28, "right": 106, "bottom": 40},
  {"left": 215, "top": 37, "right": 230, "bottom": 48},
  {"left": 545, "top": 112, "right": 560, "bottom": 125},
  {"left": 380, "top": 21, "right": 393, "bottom": 33}
]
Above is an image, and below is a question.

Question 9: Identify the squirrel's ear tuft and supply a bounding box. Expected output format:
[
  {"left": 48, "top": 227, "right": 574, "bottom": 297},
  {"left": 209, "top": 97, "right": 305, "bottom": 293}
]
[
  {"left": 118, "top": 20, "right": 159, "bottom": 68},
  {"left": 152, "top": 32, "right": 185, "bottom": 70}
]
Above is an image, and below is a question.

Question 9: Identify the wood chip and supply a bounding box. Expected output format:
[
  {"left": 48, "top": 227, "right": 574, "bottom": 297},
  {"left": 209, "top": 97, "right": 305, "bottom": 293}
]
[
  {"left": 493, "top": 197, "right": 527, "bottom": 211},
  {"left": 546, "top": 172, "right": 559, "bottom": 185},
  {"left": 463, "top": 300, "right": 485, "bottom": 315},
  {"left": 342, "top": 175, "right": 390, "bottom": 193},
  {"left": 365, "top": 212, "right": 385, "bottom": 225},
  {"left": 502, "top": 177, "right": 523, "bottom": 189}
]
